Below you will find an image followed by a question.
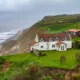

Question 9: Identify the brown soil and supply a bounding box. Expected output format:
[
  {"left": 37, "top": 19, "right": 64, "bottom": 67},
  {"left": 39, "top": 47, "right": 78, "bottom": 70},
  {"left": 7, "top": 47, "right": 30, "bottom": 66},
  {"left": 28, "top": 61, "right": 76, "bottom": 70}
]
[{"left": 2, "top": 60, "right": 11, "bottom": 73}]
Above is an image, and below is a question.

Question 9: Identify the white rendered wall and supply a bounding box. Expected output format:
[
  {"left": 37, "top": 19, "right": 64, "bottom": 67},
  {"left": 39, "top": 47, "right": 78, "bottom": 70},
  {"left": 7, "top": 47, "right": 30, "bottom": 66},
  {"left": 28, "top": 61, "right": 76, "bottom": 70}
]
[
  {"left": 62, "top": 41, "right": 72, "bottom": 48},
  {"left": 31, "top": 41, "right": 72, "bottom": 51},
  {"left": 35, "top": 34, "right": 39, "bottom": 42},
  {"left": 48, "top": 42, "right": 57, "bottom": 50}
]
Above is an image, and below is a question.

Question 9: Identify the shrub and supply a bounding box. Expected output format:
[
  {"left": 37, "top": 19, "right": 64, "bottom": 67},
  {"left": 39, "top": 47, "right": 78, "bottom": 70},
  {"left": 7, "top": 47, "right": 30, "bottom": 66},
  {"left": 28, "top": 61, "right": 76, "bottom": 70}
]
[
  {"left": 72, "top": 73, "right": 80, "bottom": 80},
  {"left": 58, "top": 73, "right": 65, "bottom": 80},
  {"left": 73, "top": 41, "right": 80, "bottom": 49},
  {"left": 41, "top": 76, "right": 51, "bottom": 80},
  {"left": 27, "top": 64, "right": 43, "bottom": 79},
  {"left": 41, "top": 52, "right": 46, "bottom": 56},
  {"left": 14, "top": 63, "right": 43, "bottom": 80},
  {"left": 60, "top": 56, "right": 66, "bottom": 64},
  {"left": 50, "top": 72, "right": 57, "bottom": 78},
  {"left": 0, "top": 57, "right": 5, "bottom": 64},
  {"left": 0, "top": 57, "right": 5, "bottom": 71},
  {"left": 0, "top": 65, "right": 3, "bottom": 71},
  {"left": 75, "top": 52, "right": 80, "bottom": 63},
  {"left": 50, "top": 72, "right": 64, "bottom": 80}
]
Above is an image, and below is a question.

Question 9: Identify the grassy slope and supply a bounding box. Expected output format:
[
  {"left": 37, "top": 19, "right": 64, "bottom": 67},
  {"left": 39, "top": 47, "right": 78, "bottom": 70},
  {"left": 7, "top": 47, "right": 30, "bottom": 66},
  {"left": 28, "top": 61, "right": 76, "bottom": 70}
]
[
  {"left": 36, "top": 14, "right": 80, "bottom": 34},
  {"left": 3, "top": 49, "right": 80, "bottom": 69},
  {"left": 38, "top": 15, "right": 80, "bottom": 40},
  {"left": 39, "top": 22, "right": 80, "bottom": 34},
  {"left": 1, "top": 49, "right": 80, "bottom": 80},
  {"left": 39, "top": 49, "right": 79, "bottom": 69}
]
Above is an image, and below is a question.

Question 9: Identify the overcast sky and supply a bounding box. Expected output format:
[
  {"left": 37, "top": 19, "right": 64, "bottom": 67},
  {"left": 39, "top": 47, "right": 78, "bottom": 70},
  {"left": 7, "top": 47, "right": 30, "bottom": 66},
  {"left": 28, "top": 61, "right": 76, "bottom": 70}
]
[{"left": 0, "top": 0, "right": 80, "bottom": 32}]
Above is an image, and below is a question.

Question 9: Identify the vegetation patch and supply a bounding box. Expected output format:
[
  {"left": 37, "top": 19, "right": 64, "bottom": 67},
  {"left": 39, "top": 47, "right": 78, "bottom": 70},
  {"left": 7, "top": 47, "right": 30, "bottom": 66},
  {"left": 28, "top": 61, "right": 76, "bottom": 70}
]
[
  {"left": 3, "top": 49, "right": 80, "bottom": 69},
  {"left": 0, "top": 49, "right": 80, "bottom": 80}
]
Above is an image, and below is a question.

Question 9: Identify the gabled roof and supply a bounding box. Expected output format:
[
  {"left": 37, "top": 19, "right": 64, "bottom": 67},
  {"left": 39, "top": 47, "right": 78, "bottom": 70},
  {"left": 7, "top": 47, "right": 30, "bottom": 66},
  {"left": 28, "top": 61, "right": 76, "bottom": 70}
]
[
  {"left": 38, "top": 33, "right": 71, "bottom": 42},
  {"left": 29, "top": 41, "right": 37, "bottom": 46},
  {"left": 56, "top": 41, "right": 63, "bottom": 46},
  {"left": 68, "top": 29, "right": 80, "bottom": 32}
]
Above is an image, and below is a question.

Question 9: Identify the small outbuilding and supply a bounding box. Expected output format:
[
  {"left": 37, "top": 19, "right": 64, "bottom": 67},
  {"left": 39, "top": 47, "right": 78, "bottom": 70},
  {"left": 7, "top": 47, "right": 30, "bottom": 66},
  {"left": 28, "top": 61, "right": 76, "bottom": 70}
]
[{"left": 68, "top": 29, "right": 80, "bottom": 37}]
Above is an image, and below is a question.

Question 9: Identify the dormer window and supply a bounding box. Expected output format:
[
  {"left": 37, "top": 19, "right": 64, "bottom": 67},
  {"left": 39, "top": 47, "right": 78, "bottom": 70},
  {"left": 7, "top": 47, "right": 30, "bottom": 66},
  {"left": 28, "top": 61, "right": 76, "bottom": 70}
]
[
  {"left": 55, "top": 37, "right": 59, "bottom": 41},
  {"left": 64, "top": 37, "right": 68, "bottom": 41},
  {"left": 49, "top": 37, "right": 53, "bottom": 41},
  {"left": 39, "top": 38, "right": 44, "bottom": 42}
]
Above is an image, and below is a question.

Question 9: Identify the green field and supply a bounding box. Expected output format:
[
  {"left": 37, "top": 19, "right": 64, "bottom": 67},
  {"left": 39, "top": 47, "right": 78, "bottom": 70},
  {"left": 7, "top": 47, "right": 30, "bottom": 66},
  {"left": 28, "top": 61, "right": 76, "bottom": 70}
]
[
  {"left": 39, "top": 22, "right": 80, "bottom": 34},
  {"left": 38, "top": 15, "right": 80, "bottom": 34},
  {"left": 0, "top": 49, "right": 80, "bottom": 80},
  {"left": 4, "top": 49, "right": 80, "bottom": 69}
]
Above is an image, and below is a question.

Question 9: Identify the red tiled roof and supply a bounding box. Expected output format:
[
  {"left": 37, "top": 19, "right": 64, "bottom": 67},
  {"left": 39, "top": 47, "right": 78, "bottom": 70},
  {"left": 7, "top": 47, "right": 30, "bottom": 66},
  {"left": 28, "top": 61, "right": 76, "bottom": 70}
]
[
  {"left": 29, "top": 41, "right": 37, "bottom": 46},
  {"left": 68, "top": 29, "right": 80, "bottom": 32},
  {"left": 38, "top": 33, "right": 71, "bottom": 42},
  {"left": 56, "top": 41, "right": 63, "bottom": 46}
]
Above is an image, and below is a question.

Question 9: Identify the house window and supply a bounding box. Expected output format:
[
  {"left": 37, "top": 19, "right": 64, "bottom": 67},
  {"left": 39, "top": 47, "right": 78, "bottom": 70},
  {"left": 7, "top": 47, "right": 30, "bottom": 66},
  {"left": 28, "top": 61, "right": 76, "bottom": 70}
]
[
  {"left": 49, "top": 37, "right": 53, "bottom": 41},
  {"left": 55, "top": 37, "right": 59, "bottom": 41},
  {"left": 40, "top": 38, "right": 44, "bottom": 42},
  {"left": 41, "top": 46, "right": 43, "bottom": 48},
  {"left": 52, "top": 45, "right": 55, "bottom": 48},
  {"left": 61, "top": 46, "right": 64, "bottom": 51},
  {"left": 73, "top": 32, "right": 76, "bottom": 35},
  {"left": 64, "top": 37, "right": 68, "bottom": 41}
]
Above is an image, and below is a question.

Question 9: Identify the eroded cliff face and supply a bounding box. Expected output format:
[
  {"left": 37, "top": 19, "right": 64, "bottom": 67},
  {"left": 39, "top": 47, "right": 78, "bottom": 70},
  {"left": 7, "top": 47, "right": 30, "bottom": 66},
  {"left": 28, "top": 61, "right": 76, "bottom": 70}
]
[
  {"left": 0, "top": 27, "right": 45, "bottom": 56},
  {"left": 1, "top": 14, "right": 80, "bottom": 56}
]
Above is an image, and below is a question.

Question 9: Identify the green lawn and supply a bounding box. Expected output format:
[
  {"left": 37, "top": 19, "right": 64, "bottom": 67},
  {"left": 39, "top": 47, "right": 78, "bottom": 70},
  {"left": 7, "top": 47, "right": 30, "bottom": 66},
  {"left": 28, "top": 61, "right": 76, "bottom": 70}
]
[
  {"left": 39, "top": 49, "right": 80, "bottom": 69},
  {"left": 40, "top": 22, "right": 80, "bottom": 34},
  {"left": 3, "top": 49, "right": 80, "bottom": 69}
]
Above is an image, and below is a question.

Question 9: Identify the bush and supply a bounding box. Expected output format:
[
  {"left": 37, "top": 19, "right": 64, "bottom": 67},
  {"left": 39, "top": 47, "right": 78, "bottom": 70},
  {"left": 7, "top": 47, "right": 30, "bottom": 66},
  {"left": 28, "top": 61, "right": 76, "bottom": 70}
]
[
  {"left": 73, "top": 41, "right": 80, "bottom": 49},
  {"left": 41, "top": 76, "right": 51, "bottom": 80},
  {"left": 50, "top": 72, "right": 57, "bottom": 78},
  {"left": 58, "top": 73, "right": 65, "bottom": 80},
  {"left": 75, "top": 52, "right": 80, "bottom": 63},
  {"left": 0, "top": 57, "right": 5, "bottom": 71},
  {"left": 50, "top": 72, "right": 64, "bottom": 80},
  {"left": 0, "top": 57, "right": 5, "bottom": 64},
  {"left": 72, "top": 73, "right": 80, "bottom": 80},
  {"left": 14, "top": 63, "right": 43, "bottom": 80},
  {"left": 41, "top": 52, "right": 46, "bottom": 56},
  {"left": 60, "top": 56, "right": 66, "bottom": 64}
]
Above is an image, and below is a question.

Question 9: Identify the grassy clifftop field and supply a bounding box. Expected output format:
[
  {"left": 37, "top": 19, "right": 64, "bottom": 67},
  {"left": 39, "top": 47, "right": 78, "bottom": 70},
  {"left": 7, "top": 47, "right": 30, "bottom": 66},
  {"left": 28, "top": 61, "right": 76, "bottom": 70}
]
[
  {"left": 4, "top": 49, "right": 80, "bottom": 69},
  {"left": 37, "top": 14, "right": 80, "bottom": 33},
  {"left": 0, "top": 49, "right": 80, "bottom": 80}
]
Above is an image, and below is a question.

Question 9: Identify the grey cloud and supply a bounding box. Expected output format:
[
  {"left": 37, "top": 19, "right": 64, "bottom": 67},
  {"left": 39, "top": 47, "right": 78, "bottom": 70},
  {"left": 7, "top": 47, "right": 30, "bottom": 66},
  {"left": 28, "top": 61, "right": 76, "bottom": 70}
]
[{"left": 0, "top": 0, "right": 80, "bottom": 32}]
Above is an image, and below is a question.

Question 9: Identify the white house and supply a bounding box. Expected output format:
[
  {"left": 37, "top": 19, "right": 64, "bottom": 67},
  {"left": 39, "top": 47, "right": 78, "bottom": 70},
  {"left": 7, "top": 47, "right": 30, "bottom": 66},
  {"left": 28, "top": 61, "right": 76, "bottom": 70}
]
[{"left": 29, "top": 33, "right": 72, "bottom": 51}]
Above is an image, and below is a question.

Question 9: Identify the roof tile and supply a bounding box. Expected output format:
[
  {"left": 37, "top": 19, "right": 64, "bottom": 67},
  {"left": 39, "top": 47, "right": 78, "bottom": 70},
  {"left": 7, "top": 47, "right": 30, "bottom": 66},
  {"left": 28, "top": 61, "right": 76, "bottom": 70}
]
[
  {"left": 38, "top": 33, "right": 71, "bottom": 41},
  {"left": 29, "top": 41, "right": 37, "bottom": 46}
]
